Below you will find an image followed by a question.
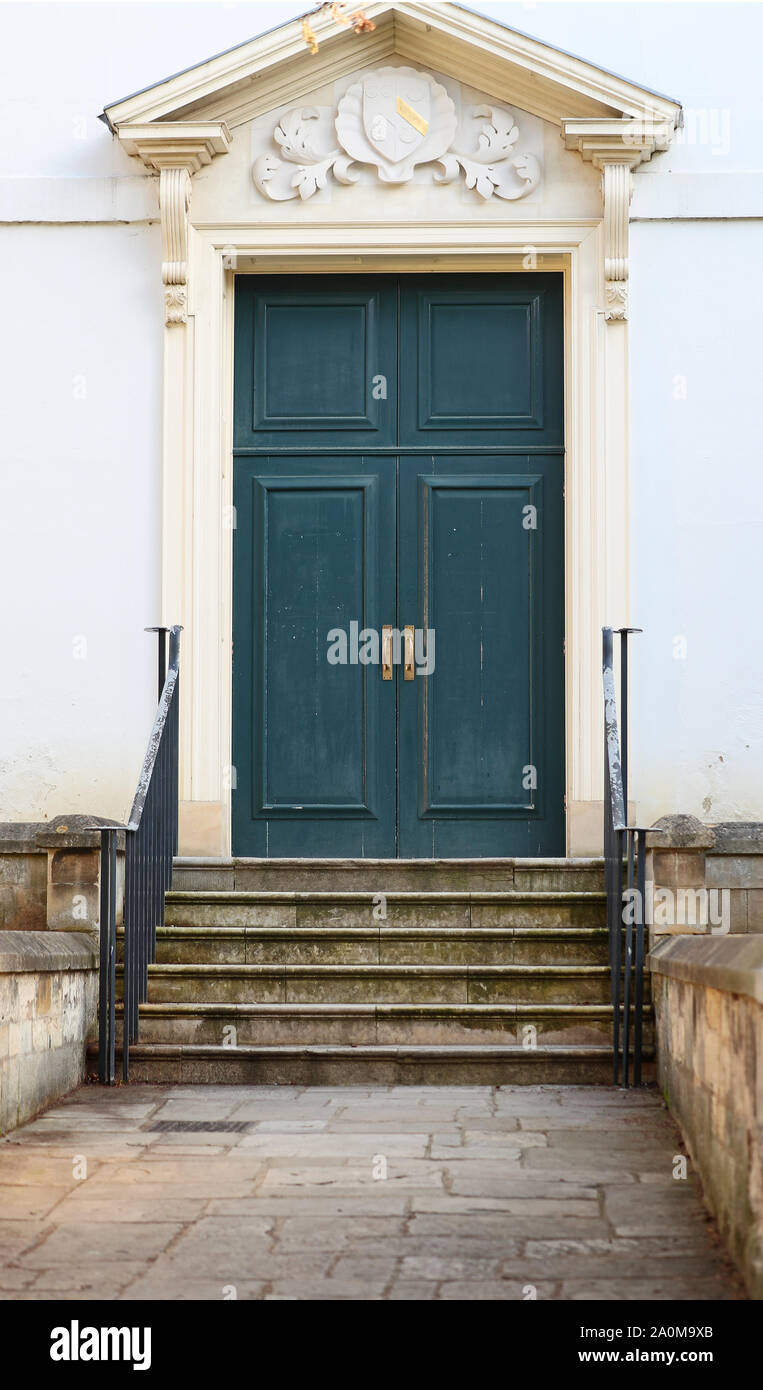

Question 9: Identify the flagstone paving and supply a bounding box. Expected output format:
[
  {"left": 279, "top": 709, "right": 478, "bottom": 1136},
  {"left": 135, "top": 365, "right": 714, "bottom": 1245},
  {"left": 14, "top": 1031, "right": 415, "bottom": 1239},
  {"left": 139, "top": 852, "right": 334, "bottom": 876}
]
[{"left": 0, "top": 1084, "right": 746, "bottom": 1300}]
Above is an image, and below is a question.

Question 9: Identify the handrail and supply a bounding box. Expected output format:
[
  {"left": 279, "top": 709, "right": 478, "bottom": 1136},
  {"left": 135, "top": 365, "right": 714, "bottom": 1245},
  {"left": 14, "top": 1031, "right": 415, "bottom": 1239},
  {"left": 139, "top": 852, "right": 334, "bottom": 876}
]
[
  {"left": 127, "top": 668, "right": 179, "bottom": 830},
  {"left": 602, "top": 625, "right": 656, "bottom": 1087},
  {"left": 602, "top": 632, "right": 626, "bottom": 832},
  {"left": 96, "top": 626, "right": 182, "bottom": 1084}
]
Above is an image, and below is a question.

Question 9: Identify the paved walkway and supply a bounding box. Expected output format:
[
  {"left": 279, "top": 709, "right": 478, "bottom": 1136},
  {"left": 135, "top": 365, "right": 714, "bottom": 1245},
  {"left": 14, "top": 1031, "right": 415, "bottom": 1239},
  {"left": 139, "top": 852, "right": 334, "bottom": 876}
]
[{"left": 0, "top": 1084, "right": 744, "bottom": 1300}]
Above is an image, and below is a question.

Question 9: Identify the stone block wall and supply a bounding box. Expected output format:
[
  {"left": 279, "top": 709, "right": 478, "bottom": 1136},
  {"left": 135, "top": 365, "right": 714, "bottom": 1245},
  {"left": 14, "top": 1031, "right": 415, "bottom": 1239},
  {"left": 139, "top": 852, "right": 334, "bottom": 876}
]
[
  {"left": 0, "top": 828, "right": 48, "bottom": 930},
  {"left": 0, "top": 932, "right": 98, "bottom": 1134},
  {"left": 649, "top": 935, "right": 763, "bottom": 1300},
  {"left": 0, "top": 818, "right": 124, "bottom": 934},
  {"left": 647, "top": 817, "right": 763, "bottom": 939},
  {"left": 706, "top": 824, "right": 763, "bottom": 935}
]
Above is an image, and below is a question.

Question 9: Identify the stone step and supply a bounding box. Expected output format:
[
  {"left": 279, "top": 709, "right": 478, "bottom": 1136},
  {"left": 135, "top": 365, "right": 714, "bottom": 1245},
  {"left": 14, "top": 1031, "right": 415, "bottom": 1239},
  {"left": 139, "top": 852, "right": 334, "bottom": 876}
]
[
  {"left": 141, "top": 961, "right": 615, "bottom": 1005},
  {"left": 130, "top": 1000, "right": 654, "bottom": 1048},
  {"left": 104, "top": 1042, "right": 653, "bottom": 1087},
  {"left": 163, "top": 890, "right": 607, "bottom": 931},
  {"left": 114, "top": 859, "right": 638, "bottom": 1085},
  {"left": 172, "top": 857, "right": 605, "bottom": 894},
  {"left": 149, "top": 925, "right": 610, "bottom": 966}
]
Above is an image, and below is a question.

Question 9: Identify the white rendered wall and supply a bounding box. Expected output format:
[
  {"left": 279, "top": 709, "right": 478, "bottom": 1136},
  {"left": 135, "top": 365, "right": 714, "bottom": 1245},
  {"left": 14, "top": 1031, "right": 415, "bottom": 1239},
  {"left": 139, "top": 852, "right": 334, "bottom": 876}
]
[
  {"left": 0, "top": 1, "right": 761, "bottom": 830},
  {"left": 0, "top": 222, "right": 162, "bottom": 819},
  {"left": 629, "top": 219, "right": 763, "bottom": 825}
]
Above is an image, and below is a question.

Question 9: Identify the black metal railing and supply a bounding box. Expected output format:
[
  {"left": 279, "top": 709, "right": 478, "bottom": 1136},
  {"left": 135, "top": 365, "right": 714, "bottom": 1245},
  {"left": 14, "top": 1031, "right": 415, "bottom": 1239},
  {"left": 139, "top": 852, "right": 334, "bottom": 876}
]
[
  {"left": 602, "top": 626, "right": 657, "bottom": 1087},
  {"left": 97, "top": 625, "right": 182, "bottom": 1084}
]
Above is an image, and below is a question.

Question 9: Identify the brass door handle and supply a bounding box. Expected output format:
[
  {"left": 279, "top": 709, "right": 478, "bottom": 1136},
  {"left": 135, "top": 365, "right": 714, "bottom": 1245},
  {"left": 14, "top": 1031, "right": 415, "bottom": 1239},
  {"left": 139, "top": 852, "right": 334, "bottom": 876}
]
[
  {"left": 382, "top": 625, "right": 393, "bottom": 681},
  {"left": 404, "top": 625, "right": 415, "bottom": 681}
]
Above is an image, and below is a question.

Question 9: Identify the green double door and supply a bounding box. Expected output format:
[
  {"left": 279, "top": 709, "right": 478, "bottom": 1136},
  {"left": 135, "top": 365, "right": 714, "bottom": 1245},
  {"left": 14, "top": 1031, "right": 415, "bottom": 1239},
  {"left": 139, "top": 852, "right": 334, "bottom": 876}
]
[{"left": 233, "top": 274, "right": 565, "bottom": 858}]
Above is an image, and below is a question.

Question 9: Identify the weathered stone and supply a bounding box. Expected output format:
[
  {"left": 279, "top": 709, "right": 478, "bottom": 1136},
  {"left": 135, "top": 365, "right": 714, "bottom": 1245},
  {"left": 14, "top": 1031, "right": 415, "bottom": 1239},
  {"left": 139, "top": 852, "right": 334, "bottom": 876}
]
[
  {"left": 19, "top": 1221, "right": 182, "bottom": 1266},
  {"left": 387, "top": 1280, "right": 439, "bottom": 1299},
  {"left": 559, "top": 1276, "right": 740, "bottom": 1300},
  {"left": 0, "top": 931, "right": 97, "bottom": 1135},
  {"left": 651, "top": 850, "right": 708, "bottom": 890},
  {"left": 647, "top": 815, "right": 716, "bottom": 850},
  {"left": 127, "top": 1273, "right": 268, "bottom": 1300},
  {"left": 710, "top": 823, "right": 763, "bottom": 855},
  {"left": 747, "top": 890, "right": 763, "bottom": 933},
  {"left": 439, "top": 1279, "right": 558, "bottom": 1299},
  {"left": 264, "top": 1279, "right": 387, "bottom": 1300},
  {"left": 0, "top": 1082, "right": 745, "bottom": 1301},
  {"left": 29, "top": 1262, "right": 148, "bottom": 1293},
  {"left": 707, "top": 855, "right": 763, "bottom": 890},
  {"left": 0, "top": 845, "right": 47, "bottom": 931},
  {"left": 651, "top": 935, "right": 763, "bottom": 1298}
]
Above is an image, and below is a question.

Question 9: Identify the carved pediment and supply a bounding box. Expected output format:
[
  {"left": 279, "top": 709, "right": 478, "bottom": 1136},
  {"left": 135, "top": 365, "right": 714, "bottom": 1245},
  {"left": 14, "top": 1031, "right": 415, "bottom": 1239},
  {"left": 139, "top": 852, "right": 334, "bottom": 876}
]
[{"left": 104, "top": 2, "right": 682, "bottom": 325}]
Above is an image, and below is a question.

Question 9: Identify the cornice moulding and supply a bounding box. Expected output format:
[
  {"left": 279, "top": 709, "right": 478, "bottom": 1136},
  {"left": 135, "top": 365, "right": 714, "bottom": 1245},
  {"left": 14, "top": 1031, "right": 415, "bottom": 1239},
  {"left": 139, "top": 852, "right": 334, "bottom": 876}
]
[
  {"left": 392, "top": 5, "right": 680, "bottom": 123},
  {"left": 116, "top": 122, "right": 232, "bottom": 172},
  {"left": 562, "top": 117, "right": 674, "bottom": 168},
  {"left": 102, "top": 2, "right": 682, "bottom": 132}
]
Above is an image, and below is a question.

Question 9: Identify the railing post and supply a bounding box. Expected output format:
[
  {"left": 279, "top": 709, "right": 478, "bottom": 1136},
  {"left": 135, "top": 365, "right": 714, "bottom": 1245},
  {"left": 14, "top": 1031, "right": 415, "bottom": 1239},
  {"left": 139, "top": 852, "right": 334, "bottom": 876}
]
[
  {"left": 603, "top": 627, "right": 621, "bottom": 1083},
  {"left": 623, "top": 830, "right": 636, "bottom": 1086},
  {"left": 145, "top": 626, "right": 170, "bottom": 704},
  {"left": 122, "top": 830, "right": 134, "bottom": 1083},
  {"left": 633, "top": 827, "right": 647, "bottom": 1085},
  {"left": 615, "top": 627, "right": 642, "bottom": 817},
  {"left": 97, "top": 826, "right": 118, "bottom": 1085},
  {"left": 169, "top": 626, "right": 182, "bottom": 856},
  {"left": 621, "top": 632, "right": 628, "bottom": 813},
  {"left": 97, "top": 830, "right": 109, "bottom": 1084},
  {"left": 612, "top": 827, "right": 624, "bottom": 1084}
]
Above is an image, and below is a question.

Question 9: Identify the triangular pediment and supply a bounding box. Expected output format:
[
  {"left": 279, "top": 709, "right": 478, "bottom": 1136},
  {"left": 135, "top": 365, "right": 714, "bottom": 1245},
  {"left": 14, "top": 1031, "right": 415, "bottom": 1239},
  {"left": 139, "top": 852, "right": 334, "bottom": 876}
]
[{"left": 102, "top": 1, "right": 681, "bottom": 133}]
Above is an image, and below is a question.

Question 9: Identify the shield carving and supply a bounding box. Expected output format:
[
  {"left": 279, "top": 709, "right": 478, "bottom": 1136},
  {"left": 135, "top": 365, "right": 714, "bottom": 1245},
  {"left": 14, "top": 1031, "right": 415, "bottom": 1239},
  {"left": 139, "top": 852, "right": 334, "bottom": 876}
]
[
  {"left": 362, "top": 73, "right": 431, "bottom": 168},
  {"left": 336, "top": 66, "right": 458, "bottom": 184}
]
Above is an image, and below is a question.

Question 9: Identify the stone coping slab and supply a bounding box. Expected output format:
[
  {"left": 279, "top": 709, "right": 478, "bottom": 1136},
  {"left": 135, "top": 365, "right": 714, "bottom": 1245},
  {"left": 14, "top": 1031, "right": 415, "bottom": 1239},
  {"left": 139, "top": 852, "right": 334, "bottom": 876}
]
[
  {"left": 709, "top": 823, "right": 763, "bottom": 855},
  {"left": 0, "top": 930, "right": 97, "bottom": 974},
  {"left": 0, "top": 823, "right": 48, "bottom": 854},
  {"left": 648, "top": 935, "right": 763, "bottom": 1003},
  {"left": 0, "top": 816, "right": 124, "bottom": 852},
  {"left": 646, "top": 815, "right": 716, "bottom": 850}
]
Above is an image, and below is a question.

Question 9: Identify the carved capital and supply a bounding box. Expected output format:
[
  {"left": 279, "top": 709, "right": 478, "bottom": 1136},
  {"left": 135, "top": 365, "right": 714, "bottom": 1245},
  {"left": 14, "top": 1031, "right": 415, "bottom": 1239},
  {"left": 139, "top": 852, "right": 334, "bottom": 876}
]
[
  {"left": 163, "top": 283, "right": 188, "bottom": 327},
  {"left": 116, "top": 121, "right": 231, "bottom": 326},
  {"left": 604, "top": 279, "right": 629, "bottom": 322}
]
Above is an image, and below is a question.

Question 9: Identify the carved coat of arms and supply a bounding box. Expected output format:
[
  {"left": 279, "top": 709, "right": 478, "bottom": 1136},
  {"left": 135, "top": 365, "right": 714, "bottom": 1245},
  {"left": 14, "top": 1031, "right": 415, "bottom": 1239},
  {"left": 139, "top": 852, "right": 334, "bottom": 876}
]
[
  {"left": 336, "top": 68, "right": 456, "bottom": 183},
  {"left": 252, "top": 65, "right": 541, "bottom": 204}
]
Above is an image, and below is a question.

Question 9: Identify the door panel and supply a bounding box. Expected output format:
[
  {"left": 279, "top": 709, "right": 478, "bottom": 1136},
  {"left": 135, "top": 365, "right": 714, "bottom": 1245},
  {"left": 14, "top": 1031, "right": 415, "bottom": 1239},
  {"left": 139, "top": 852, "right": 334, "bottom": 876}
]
[
  {"left": 233, "top": 456, "right": 396, "bottom": 857},
  {"left": 398, "top": 456, "right": 564, "bottom": 857},
  {"left": 400, "top": 278, "right": 562, "bottom": 448},
  {"left": 234, "top": 277, "right": 397, "bottom": 450}
]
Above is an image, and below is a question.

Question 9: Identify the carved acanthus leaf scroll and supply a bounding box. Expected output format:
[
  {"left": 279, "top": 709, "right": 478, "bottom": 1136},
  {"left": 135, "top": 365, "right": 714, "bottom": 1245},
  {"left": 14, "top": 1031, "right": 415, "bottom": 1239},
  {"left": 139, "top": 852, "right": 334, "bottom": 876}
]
[{"left": 435, "top": 105, "right": 541, "bottom": 201}]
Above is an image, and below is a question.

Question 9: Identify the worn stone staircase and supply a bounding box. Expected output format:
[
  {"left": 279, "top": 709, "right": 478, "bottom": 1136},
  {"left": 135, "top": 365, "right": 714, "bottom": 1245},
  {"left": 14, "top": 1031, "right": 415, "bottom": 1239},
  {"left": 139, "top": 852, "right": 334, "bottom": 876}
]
[{"left": 116, "top": 858, "right": 653, "bottom": 1085}]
